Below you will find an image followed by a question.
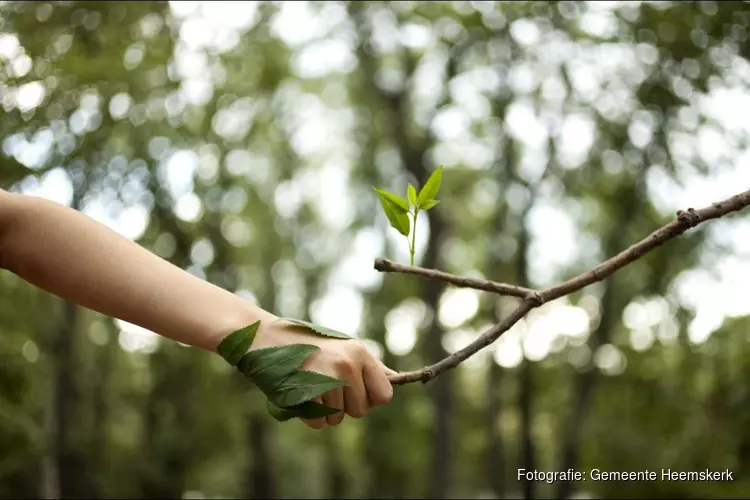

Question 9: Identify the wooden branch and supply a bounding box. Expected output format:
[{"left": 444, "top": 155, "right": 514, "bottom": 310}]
[
  {"left": 373, "top": 259, "right": 535, "bottom": 299},
  {"left": 383, "top": 188, "right": 750, "bottom": 385}
]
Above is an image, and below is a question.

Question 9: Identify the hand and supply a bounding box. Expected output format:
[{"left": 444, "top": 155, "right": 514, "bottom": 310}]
[{"left": 251, "top": 317, "right": 397, "bottom": 428}]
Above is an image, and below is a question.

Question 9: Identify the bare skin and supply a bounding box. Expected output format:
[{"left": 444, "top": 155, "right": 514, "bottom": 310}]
[{"left": 0, "top": 189, "right": 395, "bottom": 428}]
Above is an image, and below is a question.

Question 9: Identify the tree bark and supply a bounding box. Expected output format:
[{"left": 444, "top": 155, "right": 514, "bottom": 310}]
[
  {"left": 52, "top": 299, "right": 90, "bottom": 498},
  {"left": 246, "top": 414, "right": 274, "bottom": 498},
  {"left": 485, "top": 362, "right": 505, "bottom": 496},
  {"left": 324, "top": 429, "right": 347, "bottom": 499},
  {"left": 89, "top": 320, "right": 117, "bottom": 497},
  {"left": 555, "top": 279, "right": 616, "bottom": 500},
  {"left": 555, "top": 185, "right": 639, "bottom": 499},
  {"left": 40, "top": 381, "right": 60, "bottom": 500},
  {"left": 515, "top": 216, "right": 535, "bottom": 500}
]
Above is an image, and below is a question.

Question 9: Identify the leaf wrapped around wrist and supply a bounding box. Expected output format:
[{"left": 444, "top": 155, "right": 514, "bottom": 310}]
[{"left": 217, "top": 319, "right": 352, "bottom": 422}]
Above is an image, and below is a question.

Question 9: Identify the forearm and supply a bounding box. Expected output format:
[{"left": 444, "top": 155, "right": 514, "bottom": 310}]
[{"left": 0, "top": 192, "right": 274, "bottom": 352}]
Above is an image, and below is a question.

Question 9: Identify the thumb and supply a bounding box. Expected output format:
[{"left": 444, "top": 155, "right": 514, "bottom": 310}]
[{"left": 378, "top": 359, "right": 399, "bottom": 377}]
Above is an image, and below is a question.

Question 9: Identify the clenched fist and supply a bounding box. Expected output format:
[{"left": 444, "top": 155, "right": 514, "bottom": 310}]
[{"left": 250, "top": 318, "right": 397, "bottom": 428}]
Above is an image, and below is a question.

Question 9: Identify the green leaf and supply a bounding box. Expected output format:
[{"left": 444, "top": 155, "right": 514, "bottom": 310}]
[
  {"left": 373, "top": 187, "right": 409, "bottom": 212},
  {"left": 390, "top": 208, "right": 411, "bottom": 237},
  {"left": 274, "top": 318, "right": 352, "bottom": 339},
  {"left": 407, "top": 183, "right": 418, "bottom": 207},
  {"left": 420, "top": 199, "right": 440, "bottom": 210},
  {"left": 267, "top": 400, "right": 341, "bottom": 422},
  {"left": 373, "top": 187, "right": 411, "bottom": 236},
  {"left": 238, "top": 344, "right": 320, "bottom": 393},
  {"left": 268, "top": 370, "right": 347, "bottom": 407},
  {"left": 417, "top": 166, "right": 443, "bottom": 206},
  {"left": 376, "top": 193, "right": 410, "bottom": 236},
  {"left": 217, "top": 320, "right": 349, "bottom": 424},
  {"left": 216, "top": 321, "right": 260, "bottom": 367}
]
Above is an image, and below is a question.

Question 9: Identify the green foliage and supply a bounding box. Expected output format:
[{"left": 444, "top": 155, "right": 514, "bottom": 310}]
[
  {"left": 374, "top": 166, "right": 444, "bottom": 266},
  {"left": 266, "top": 399, "right": 341, "bottom": 422},
  {"left": 216, "top": 322, "right": 259, "bottom": 366},
  {"left": 217, "top": 321, "right": 348, "bottom": 422},
  {"left": 374, "top": 187, "right": 411, "bottom": 237},
  {"left": 416, "top": 166, "right": 443, "bottom": 208},
  {"left": 420, "top": 199, "right": 440, "bottom": 210},
  {"left": 373, "top": 187, "right": 409, "bottom": 212},
  {"left": 407, "top": 183, "right": 418, "bottom": 207},
  {"left": 275, "top": 318, "right": 352, "bottom": 340}
]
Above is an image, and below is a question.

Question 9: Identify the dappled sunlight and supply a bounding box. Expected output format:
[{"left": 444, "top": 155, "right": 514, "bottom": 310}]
[
  {"left": 491, "top": 300, "right": 594, "bottom": 367},
  {"left": 171, "top": 1, "right": 260, "bottom": 47},
  {"left": 441, "top": 326, "right": 479, "bottom": 356},
  {"left": 328, "top": 228, "right": 385, "bottom": 291},
  {"left": 521, "top": 302, "right": 593, "bottom": 361},
  {"left": 312, "top": 162, "right": 356, "bottom": 231},
  {"left": 18, "top": 167, "right": 73, "bottom": 206},
  {"left": 174, "top": 192, "right": 203, "bottom": 223},
  {"left": 15, "top": 81, "right": 46, "bottom": 112},
  {"left": 567, "top": 344, "right": 592, "bottom": 370},
  {"left": 385, "top": 298, "right": 427, "bottom": 357},
  {"left": 310, "top": 286, "right": 363, "bottom": 337},
  {"left": 526, "top": 201, "right": 581, "bottom": 286},
  {"left": 593, "top": 343, "right": 627, "bottom": 376},
  {"left": 292, "top": 37, "right": 357, "bottom": 79},
  {"left": 438, "top": 288, "right": 480, "bottom": 329},
  {"left": 116, "top": 319, "right": 160, "bottom": 354},
  {"left": 494, "top": 320, "right": 525, "bottom": 369},
  {"left": 161, "top": 149, "right": 199, "bottom": 199},
  {"left": 672, "top": 256, "right": 750, "bottom": 344},
  {"left": 623, "top": 296, "right": 672, "bottom": 331}
]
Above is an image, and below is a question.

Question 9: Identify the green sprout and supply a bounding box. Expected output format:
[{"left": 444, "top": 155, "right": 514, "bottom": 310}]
[{"left": 373, "top": 166, "right": 443, "bottom": 266}]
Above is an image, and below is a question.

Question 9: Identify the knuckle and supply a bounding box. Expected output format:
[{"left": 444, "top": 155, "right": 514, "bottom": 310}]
[
  {"left": 332, "top": 355, "right": 351, "bottom": 370},
  {"left": 332, "top": 355, "right": 357, "bottom": 377},
  {"left": 351, "top": 342, "right": 369, "bottom": 357}
]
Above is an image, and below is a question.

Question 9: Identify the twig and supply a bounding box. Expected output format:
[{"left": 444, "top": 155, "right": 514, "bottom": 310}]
[
  {"left": 373, "top": 259, "right": 535, "bottom": 299},
  {"left": 384, "top": 188, "right": 750, "bottom": 385}
]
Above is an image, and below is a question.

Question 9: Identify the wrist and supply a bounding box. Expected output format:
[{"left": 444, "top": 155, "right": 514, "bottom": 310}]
[{"left": 205, "top": 302, "right": 278, "bottom": 354}]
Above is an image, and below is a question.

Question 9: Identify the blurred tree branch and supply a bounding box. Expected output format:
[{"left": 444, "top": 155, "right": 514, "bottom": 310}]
[{"left": 382, "top": 188, "right": 750, "bottom": 385}]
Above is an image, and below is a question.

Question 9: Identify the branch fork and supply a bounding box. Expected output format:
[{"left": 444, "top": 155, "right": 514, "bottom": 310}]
[{"left": 378, "top": 188, "right": 750, "bottom": 385}]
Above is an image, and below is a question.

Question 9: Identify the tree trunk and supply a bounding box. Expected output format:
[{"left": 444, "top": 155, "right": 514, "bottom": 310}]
[
  {"left": 485, "top": 357, "right": 505, "bottom": 497},
  {"left": 40, "top": 385, "right": 60, "bottom": 500},
  {"left": 519, "top": 360, "right": 535, "bottom": 500},
  {"left": 511, "top": 205, "right": 535, "bottom": 500},
  {"left": 555, "top": 281, "right": 616, "bottom": 499},
  {"left": 422, "top": 199, "right": 452, "bottom": 499},
  {"left": 323, "top": 429, "right": 347, "bottom": 498},
  {"left": 243, "top": 414, "right": 273, "bottom": 497},
  {"left": 554, "top": 181, "right": 638, "bottom": 499},
  {"left": 140, "top": 348, "right": 173, "bottom": 498},
  {"left": 52, "top": 300, "right": 90, "bottom": 498},
  {"left": 89, "top": 321, "right": 117, "bottom": 497}
]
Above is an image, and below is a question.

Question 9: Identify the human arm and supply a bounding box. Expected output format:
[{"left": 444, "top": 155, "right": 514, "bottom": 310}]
[{"left": 0, "top": 189, "right": 394, "bottom": 427}]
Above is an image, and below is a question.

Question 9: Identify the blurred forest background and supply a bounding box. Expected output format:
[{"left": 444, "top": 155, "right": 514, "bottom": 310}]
[{"left": 1, "top": 1, "right": 750, "bottom": 499}]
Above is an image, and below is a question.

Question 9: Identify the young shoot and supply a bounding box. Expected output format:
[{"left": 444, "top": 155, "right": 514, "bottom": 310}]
[{"left": 373, "top": 166, "right": 443, "bottom": 267}]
